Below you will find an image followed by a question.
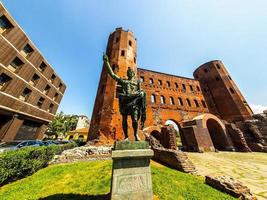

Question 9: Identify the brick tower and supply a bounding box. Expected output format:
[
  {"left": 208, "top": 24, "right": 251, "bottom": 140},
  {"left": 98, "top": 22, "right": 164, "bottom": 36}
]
[
  {"left": 89, "top": 28, "right": 137, "bottom": 141},
  {"left": 193, "top": 60, "right": 253, "bottom": 122}
]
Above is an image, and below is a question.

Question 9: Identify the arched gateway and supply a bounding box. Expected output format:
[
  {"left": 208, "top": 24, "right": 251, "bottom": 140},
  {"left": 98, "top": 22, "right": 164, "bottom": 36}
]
[{"left": 182, "top": 114, "right": 235, "bottom": 152}]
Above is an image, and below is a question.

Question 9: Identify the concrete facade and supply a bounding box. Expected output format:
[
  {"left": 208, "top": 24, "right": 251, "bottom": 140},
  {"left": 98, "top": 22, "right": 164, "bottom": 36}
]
[
  {"left": 89, "top": 28, "right": 254, "bottom": 152},
  {"left": 0, "top": 3, "right": 66, "bottom": 142}
]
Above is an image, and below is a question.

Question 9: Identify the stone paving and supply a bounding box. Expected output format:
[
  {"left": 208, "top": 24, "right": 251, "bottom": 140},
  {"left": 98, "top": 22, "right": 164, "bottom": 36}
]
[{"left": 188, "top": 152, "right": 267, "bottom": 200}]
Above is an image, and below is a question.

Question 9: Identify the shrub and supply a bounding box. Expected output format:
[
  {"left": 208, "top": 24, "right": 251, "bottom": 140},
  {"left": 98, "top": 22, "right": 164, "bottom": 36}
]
[{"left": 0, "top": 142, "right": 76, "bottom": 186}]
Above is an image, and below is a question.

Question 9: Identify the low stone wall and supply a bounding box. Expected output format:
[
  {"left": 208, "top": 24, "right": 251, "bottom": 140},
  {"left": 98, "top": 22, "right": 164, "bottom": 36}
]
[
  {"left": 205, "top": 176, "right": 257, "bottom": 200},
  {"left": 153, "top": 148, "right": 196, "bottom": 173},
  {"left": 50, "top": 145, "right": 112, "bottom": 164}
]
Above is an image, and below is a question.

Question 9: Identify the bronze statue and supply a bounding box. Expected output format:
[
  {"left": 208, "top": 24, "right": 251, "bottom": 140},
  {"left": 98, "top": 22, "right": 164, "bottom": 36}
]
[{"left": 103, "top": 54, "right": 146, "bottom": 141}]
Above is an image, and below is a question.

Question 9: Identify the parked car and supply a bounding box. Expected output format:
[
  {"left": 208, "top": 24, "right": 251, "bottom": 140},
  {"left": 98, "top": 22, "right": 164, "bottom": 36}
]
[
  {"left": 0, "top": 140, "right": 45, "bottom": 153},
  {"left": 16, "top": 140, "right": 45, "bottom": 148},
  {"left": 0, "top": 142, "right": 21, "bottom": 153},
  {"left": 43, "top": 140, "right": 58, "bottom": 146}
]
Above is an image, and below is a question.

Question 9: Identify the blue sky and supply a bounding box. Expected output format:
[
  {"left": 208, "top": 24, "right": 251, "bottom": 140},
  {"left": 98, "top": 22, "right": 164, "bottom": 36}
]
[{"left": 2, "top": 0, "right": 267, "bottom": 117}]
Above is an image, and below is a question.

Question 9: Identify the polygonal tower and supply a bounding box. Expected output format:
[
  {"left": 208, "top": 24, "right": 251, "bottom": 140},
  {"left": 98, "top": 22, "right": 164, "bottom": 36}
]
[
  {"left": 193, "top": 60, "right": 253, "bottom": 122},
  {"left": 89, "top": 28, "right": 137, "bottom": 141}
]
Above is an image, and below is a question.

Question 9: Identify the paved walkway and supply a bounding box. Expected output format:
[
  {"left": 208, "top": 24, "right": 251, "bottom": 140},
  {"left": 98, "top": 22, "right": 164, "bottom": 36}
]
[{"left": 188, "top": 152, "right": 267, "bottom": 200}]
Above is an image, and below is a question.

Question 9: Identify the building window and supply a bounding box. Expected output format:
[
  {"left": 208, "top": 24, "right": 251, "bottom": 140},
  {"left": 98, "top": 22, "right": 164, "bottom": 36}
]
[
  {"left": 129, "top": 40, "right": 132, "bottom": 46},
  {"left": 160, "top": 95, "right": 165, "bottom": 104},
  {"left": 19, "top": 88, "right": 32, "bottom": 101},
  {"left": 229, "top": 87, "right": 235, "bottom": 94},
  {"left": 0, "top": 73, "right": 12, "bottom": 90},
  {"left": 166, "top": 81, "right": 170, "bottom": 87},
  {"left": 182, "top": 84, "right": 186, "bottom": 91},
  {"left": 186, "top": 98, "right": 191, "bottom": 107},
  {"left": 0, "top": 15, "right": 13, "bottom": 33},
  {"left": 39, "top": 62, "right": 47, "bottom": 72},
  {"left": 202, "top": 100, "right": 207, "bottom": 108},
  {"left": 121, "top": 50, "right": 125, "bottom": 56},
  {"left": 170, "top": 97, "right": 175, "bottom": 105},
  {"left": 204, "top": 68, "right": 208, "bottom": 73},
  {"left": 134, "top": 57, "right": 136, "bottom": 64},
  {"left": 196, "top": 86, "right": 200, "bottom": 91},
  {"left": 115, "top": 37, "right": 119, "bottom": 43},
  {"left": 44, "top": 85, "right": 51, "bottom": 95},
  {"left": 8, "top": 57, "right": 24, "bottom": 72},
  {"left": 48, "top": 103, "right": 54, "bottom": 113},
  {"left": 151, "top": 94, "right": 156, "bottom": 103},
  {"left": 216, "top": 64, "right": 221, "bottom": 69},
  {"left": 51, "top": 74, "right": 56, "bottom": 83},
  {"left": 140, "top": 76, "right": 144, "bottom": 83},
  {"left": 175, "top": 82, "right": 178, "bottom": 88},
  {"left": 194, "top": 99, "right": 199, "bottom": 107},
  {"left": 58, "top": 82, "right": 63, "bottom": 89},
  {"left": 53, "top": 93, "right": 59, "bottom": 101},
  {"left": 215, "top": 76, "right": 220, "bottom": 81},
  {"left": 149, "top": 78, "right": 153, "bottom": 84},
  {"left": 37, "top": 97, "right": 45, "bottom": 108},
  {"left": 178, "top": 97, "right": 183, "bottom": 106},
  {"left": 21, "top": 44, "right": 34, "bottom": 57},
  {"left": 190, "top": 85, "right": 194, "bottom": 91},
  {"left": 30, "top": 73, "right": 40, "bottom": 85},
  {"left": 158, "top": 80, "right": 162, "bottom": 86}
]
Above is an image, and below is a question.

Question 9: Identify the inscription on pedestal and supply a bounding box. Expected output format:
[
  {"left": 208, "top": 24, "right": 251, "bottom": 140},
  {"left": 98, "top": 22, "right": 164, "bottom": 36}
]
[{"left": 117, "top": 174, "right": 147, "bottom": 193}]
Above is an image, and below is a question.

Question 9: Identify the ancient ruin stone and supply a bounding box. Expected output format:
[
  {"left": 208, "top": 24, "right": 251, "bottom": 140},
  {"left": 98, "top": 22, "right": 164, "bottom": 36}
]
[
  {"left": 205, "top": 176, "right": 257, "bottom": 200},
  {"left": 160, "top": 125, "right": 177, "bottom": 150},
  {"left": 225, "top": 123, "right": 251, "bottom": 152},
  {"left": 145, "top": 132, "right": 196, "bottom": 173},
  {"left": 50, "top": 146, "right": 112, "bottom": 164}
]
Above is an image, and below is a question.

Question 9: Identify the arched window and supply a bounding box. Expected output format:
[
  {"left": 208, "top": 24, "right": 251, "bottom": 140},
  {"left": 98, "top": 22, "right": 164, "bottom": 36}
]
[
  {"left": 202, "top": 100, "right": 207, "bottom": 108},
  {"left": 149, "top": 78, "right": 153, "bottom": 84},
  {"left": 160, "top": 95, "right": 165, "bottom": 104},
  {"left": 175, "top": 82, "right": 178, "bottom": 88},
  {"left": 190, "top": 85, "right": 194, "bottom": 91},
  {"left": 158, "top": 80, "right": 162, "bottom": 86},
  {"left": 151, "top": 94, "right": 156, "bottom": 103},
  {"left": 182, "top": 84, "right": 186, "bottom": 91},
  {"left": 194, "top": 99, "right": 199, "bottom": 107},
  {"left": 229, "top": 87, "right": 235, "bottom": 94},
  {"left": 170, "top": 97, "right": 175, "bottom": 105},
  {"left": 186, "top": 98, "right": 191, "bottom": 107},
  {"left": 178, "top": 97, "right": 183, "bottom": 106},
  {"left": 197, "top": 86, "right": 200, "bottom": 91},
  {"left": 166, "top": 81, "right": 170, "bottom": 87},
  {"left": 69, "top": 135, "right": 74, "bottom": 140}
]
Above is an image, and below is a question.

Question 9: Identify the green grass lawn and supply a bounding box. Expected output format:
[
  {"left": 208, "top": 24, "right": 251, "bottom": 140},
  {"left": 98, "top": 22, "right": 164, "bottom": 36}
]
[{"left": 0, "top": 161, "right": 235, "bottom": 200}]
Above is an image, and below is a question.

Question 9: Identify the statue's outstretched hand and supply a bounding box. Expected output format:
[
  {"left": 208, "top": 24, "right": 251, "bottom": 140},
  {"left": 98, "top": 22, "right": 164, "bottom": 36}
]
[{"left": 103, "top": 53, "right": 109, "bottom": 63}]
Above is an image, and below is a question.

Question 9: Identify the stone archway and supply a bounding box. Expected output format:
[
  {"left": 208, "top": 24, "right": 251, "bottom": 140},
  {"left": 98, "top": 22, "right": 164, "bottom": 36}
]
[
  {"left": 193, "top": 114, "right": 234, "bottom": 151},
  {"left": 206, "top": 118, "right": 229, "bottom": 150}
]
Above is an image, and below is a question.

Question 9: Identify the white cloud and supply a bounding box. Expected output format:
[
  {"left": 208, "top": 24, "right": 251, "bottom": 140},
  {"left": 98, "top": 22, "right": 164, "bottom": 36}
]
[{"left": 250, "top": 104, "right": 267, "bottom": 114}]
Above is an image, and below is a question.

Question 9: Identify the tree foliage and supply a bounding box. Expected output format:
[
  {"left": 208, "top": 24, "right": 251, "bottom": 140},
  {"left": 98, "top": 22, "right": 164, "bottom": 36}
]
[{"left": 46, "top": 111, "right": 79, "bottom": 139}]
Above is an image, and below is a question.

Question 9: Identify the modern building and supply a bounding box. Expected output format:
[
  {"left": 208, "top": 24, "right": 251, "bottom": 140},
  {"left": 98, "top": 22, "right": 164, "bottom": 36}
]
[
  {"left": 88, "top": 28, "right": 258, "bottom": 152},
  {"left": 0, "top": 3, "right": 66, "bottom": 142},
  {"left": 66, "top": 127, "right": 89, "bottom": 142}
]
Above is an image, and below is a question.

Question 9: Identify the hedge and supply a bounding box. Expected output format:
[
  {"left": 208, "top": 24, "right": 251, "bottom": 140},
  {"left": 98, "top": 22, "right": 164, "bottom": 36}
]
[{"left": 0, "top": 142, "right": 77, "bottom": 186}]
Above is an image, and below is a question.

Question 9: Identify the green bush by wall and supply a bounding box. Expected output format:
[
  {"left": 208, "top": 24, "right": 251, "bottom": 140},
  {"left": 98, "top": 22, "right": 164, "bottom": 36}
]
[{"left": 0, "top": 143, "right": 76, "bottom": 186}]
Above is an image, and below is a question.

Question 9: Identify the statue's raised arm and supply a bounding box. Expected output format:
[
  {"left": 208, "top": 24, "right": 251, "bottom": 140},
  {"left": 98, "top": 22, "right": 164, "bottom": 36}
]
[{"left": 103, "top": 54, "right": 122, "bottom": 83}]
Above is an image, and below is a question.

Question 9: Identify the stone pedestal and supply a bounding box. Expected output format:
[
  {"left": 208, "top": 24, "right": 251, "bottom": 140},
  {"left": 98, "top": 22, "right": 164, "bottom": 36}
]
[{"left": 111, "top": 141, "right": 154, "bottom": 200}]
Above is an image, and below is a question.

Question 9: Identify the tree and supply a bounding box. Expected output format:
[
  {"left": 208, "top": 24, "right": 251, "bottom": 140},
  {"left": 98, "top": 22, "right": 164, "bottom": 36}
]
[{"left": 46, "top": 111, "right": 78, "bottom": 139}]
